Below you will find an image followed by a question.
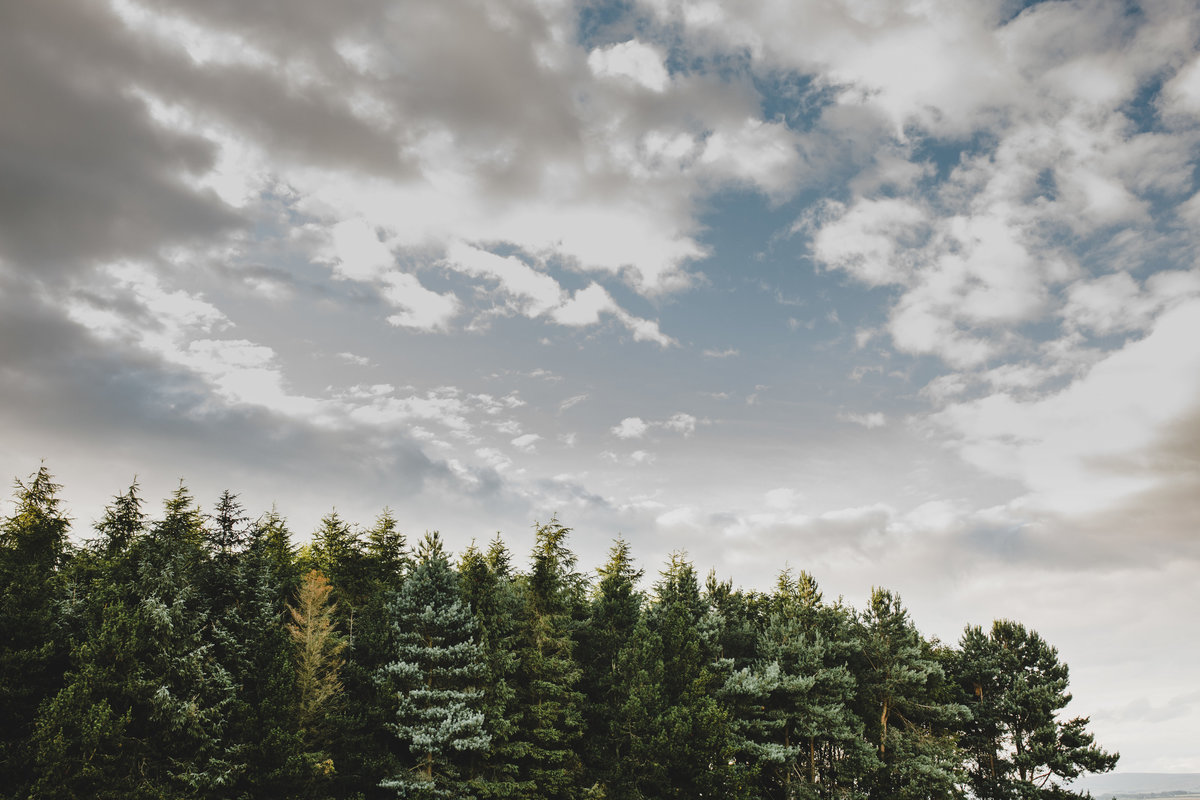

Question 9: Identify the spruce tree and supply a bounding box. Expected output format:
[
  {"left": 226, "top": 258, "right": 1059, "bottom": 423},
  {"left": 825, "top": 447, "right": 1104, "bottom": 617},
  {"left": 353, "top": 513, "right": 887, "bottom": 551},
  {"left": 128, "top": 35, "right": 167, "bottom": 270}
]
[
  {"left": 378, "top": 532, "right": 490, "bottom": 799},
  {"left": 0, "top": 466, "right": 72, "bottom": 799},
  {"left": 30, "top": 482, "right": 142, "bottom": 800},
  {"left": 459, "top": 537, "right": 528, "bottom": 799},
  {"left": 577, "top": 538, "right": 645, "bottom": 797},
  {"left": 513, "top": 518, "right": 586, "bottom": 800},
  {"left": 647, "top": 553, "right": 746, "bottom": 799}
]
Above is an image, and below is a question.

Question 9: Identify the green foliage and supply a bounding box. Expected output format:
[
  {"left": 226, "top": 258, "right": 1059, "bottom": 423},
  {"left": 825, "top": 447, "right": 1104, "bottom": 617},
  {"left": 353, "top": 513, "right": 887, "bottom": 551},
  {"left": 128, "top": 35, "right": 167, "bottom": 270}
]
[
  {"left": 3, "top": 468, "right": 1122, "bottom": 800},
  {"left": 512, "top": 518, "right": 586, "bottom": 800},
  {"left": 956, "top": 620, "right": 1118, "bottom": 800},
  {"left": 0, "top": 466, "right": 72, "bottom": 798},
  {"left": 379, "top": 533, "right": 490, "bottom": 799}
]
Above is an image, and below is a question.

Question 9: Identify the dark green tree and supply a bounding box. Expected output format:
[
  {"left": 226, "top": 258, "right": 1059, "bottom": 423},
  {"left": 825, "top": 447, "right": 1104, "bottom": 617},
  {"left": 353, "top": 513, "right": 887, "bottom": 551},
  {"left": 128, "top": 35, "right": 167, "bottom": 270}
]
[
  {"left": 513, "top": 518, "right": 586, "bottom": 800},
  {"left": 723, "top": 570, "right": 864, "bottom": 800},
  {"left": 647, "top": 553, "right": 747, "bottom": 800},
  {"left": 0, "top": 466, "right": 72, "bottom": 799},
  {"left": 956, "top": 620, "right": 1117, "bottom": 800},
  {"left": 576, "top": 538, "right": 646, "bottom": 797},
  {"left": 459, "top": 537, "right": 529, "bottom": 799},
  {"left": 856, "top": 589, "right": 964, "bottom": 800}
]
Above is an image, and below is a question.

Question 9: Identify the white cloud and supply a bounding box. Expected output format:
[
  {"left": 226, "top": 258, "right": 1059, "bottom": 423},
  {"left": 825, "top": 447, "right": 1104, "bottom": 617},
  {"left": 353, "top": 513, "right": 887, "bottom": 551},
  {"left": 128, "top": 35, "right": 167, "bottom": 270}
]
[
  {"left": 381, "top": 272, "right": 460, "bottom": 331},
  {"left": 612, "top": 417, "right": 649, "bottom": 439},
  {"left": 662, "top": 412, "right": 698, "bottom": 436},
  {"left": 702, "top": 347, "right": 739, "bottom": 358},
  {"left": 588, "top": 40, "right": 671, "bottom": 93},
  {"left": 931, "top": 297, "right": 1200, "bottom": 516},
  {"left": 551, "top": 283, "right": 675, "bottom": 346},
  {"left": 444, "top": 241, "right": 563, "bottom": 316},
  {"left": 1061, "top": 270, "right": 1200, "bottom": 337},
  {"left": 559, "top": 393, "right": 588, "bottom": 412},
  {"left": 838, "top": 411, "right": 887, "bottom": 429},
  {"left": 324, "top": 218, "right": 394, "bottom": 281},
  {"left": 806, "top": 197, "right": 927, "bottom": 287},
  {"left": 699, "top": 118, "right": 800, "bottom": 197},
  {"left": 511, "top": 433, "right": 541, "bottom": 452},
  {"left": 611, "top": 412, "right": 703, "bottom": 440}
]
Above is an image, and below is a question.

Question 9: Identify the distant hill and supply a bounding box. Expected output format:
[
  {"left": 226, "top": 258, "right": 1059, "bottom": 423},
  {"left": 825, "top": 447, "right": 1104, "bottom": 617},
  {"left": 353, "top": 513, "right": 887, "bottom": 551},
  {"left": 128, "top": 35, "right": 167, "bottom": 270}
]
[{"left": 1071, "top": 773, "right": 1200, "bottom": 799}]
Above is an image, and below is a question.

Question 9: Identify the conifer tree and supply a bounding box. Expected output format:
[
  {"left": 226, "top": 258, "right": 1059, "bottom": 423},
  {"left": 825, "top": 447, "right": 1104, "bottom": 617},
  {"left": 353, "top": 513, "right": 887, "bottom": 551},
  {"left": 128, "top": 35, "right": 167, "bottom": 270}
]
[
  {"left": 0, "top": 466, "right": 72, "bottom": 799},
  {"left": 956, "top": 620, "right": 1117, "bottom": 800},
  {"left": 138, "top": 483, "right": 239, "bottom": 797},
  {"left": 724, "top": 570, "right": 865, "bottom": 800},
  {"left": 379, "top": 532, "right": 490, "bottom": 799},
  {"left": 337, "top": 509, "right": 413, "bottom": 799},
  {"left": 577, "top": 538, "right": 645, "bottom": 796},
  {"left": 215, "top": 507, "right": 304, "bottom": 799},
  {"left": 513, "top": 518, "right": 587, "bottom": 800},
  {"left": 37, "top": 482, "right": 238, "bottom": 798},
  {"left": 648, "top": 553, "right": 747, "bottom": 799},
  {"left": 459, "top": 537, "right": 528, "bottom": 799},
  {"left": 288, "top": 568, "right": 348, "bottom": 786},
  {"left": 856, "top": 589, "right": 963, "bottom": 800}
]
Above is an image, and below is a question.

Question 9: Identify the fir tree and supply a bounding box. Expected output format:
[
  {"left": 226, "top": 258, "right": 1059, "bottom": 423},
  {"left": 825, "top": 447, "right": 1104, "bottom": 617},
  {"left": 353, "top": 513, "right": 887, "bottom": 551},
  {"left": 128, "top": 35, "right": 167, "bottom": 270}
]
[
  {"left": 648, "top": 553, "right": 747, "bottom": 799},
  {"left": 577, "top": 538, "right": 645, "bottom": 797},
  {"left": 459, "top": 537, "right": 528, "bottom": 799},
  {"left": 379, "top": 532, "right": 490, "bottom": 799},
  {"left": 0, "top": 466, "right": 72, "bottom": 799},
  {"left": 513, "top": 518, "right": 586, "bottom": 800}
]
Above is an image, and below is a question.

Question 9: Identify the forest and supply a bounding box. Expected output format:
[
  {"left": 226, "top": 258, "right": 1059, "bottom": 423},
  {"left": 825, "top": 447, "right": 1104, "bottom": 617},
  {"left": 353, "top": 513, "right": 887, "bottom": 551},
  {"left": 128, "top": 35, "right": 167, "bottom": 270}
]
[{"left": 0, "top": 466, "right": 1118, "bottom": 800}]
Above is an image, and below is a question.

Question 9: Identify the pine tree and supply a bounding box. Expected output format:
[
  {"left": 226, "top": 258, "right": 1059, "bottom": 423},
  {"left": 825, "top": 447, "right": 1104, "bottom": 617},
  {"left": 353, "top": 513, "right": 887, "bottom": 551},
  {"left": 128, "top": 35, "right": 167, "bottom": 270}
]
[
  {"left": 30, "top": 481, "right": 147, "bottom": 800},
  {"left": 577, "top": 538, "right": 645, "bottom": 797},
  {"left": 647, "top": 553, "right": 746, "bottom": 799},
  {"left": 723, "top": 570, "right": 865, "bottom": 800},
  {"left": 459, "top": 537, "right": 528, "bottom": 799},
  {"left": 215, "top": 508, "right": 304, "bottom": 800},
  {"left": 956, "top": 620, "right": 1117, "bottom": 800},
  {"left": 513, "top": 518, "right": 586, "bottom": 800},
  {"left": 0, "top": 466, "right": 72, "bottom": 799},
  {"left": 378, "top": 532, "right": 490, "bottom": 799},
  {"left": 856, "top": 589, "right": 963, "bottom": 800}
]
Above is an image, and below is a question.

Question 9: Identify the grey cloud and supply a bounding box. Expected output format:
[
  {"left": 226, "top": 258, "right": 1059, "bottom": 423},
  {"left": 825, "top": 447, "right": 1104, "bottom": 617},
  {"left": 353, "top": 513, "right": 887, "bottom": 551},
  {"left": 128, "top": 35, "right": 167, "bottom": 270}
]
[{"left": 0, "top": 1, "right": 241, "bottom": 277}]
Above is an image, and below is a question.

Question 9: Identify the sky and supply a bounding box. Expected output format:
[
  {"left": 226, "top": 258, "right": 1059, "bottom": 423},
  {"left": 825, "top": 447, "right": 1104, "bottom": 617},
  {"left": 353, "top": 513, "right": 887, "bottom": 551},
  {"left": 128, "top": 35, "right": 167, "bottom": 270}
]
[{"left": 2, "top": 0, "right": 1199, "bottom": 775}]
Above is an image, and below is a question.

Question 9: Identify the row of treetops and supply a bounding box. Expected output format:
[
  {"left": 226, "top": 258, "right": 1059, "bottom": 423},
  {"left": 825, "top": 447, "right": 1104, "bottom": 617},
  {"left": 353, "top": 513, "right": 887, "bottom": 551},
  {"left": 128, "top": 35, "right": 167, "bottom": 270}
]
[{"left": 0, "top": 466, "right": 1117, "bottom": 800}]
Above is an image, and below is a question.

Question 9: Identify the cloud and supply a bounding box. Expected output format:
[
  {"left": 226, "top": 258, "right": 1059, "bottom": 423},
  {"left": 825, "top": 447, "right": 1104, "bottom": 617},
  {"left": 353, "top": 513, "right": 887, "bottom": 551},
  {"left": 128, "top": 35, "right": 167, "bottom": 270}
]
[
  {"left": 380, "top": 273, "right": 460, "bottom": 331},
  {"left": 559, "top": 394, "right": 588, "bottom": 412},
  {"left": 612, "top": 417, "right": 649, "bottom": 439},
  {"left": 662, "top": 412, "right": 698, "bottom": 436},
  {"left": 552, "top": 283, "right": 675, "bottom": 346},
  {"left": 588, "top": 40, "right": 671, "bottom": 93},
  {"left": 929, "top": 297, "right": 1200, "bottom": 520},
  {"left": 511, "top": 433, "right": 541, "bottom": 452},
  {"left": 444, "top": 242, "right": 563, "bottom": 317},
  {"left": 838, "top": 411, "right": 887, "bottom": 429},
  {"left": 611, "top": 413, "right": 704, "bottom": 440}
]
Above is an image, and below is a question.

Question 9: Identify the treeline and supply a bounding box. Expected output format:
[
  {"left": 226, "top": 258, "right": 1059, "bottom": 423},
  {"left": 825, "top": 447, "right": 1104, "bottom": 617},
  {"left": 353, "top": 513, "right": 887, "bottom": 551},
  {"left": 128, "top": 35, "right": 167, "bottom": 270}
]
[{"left": 0, "top": 467, "right": 1116, "bottom": 800}]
